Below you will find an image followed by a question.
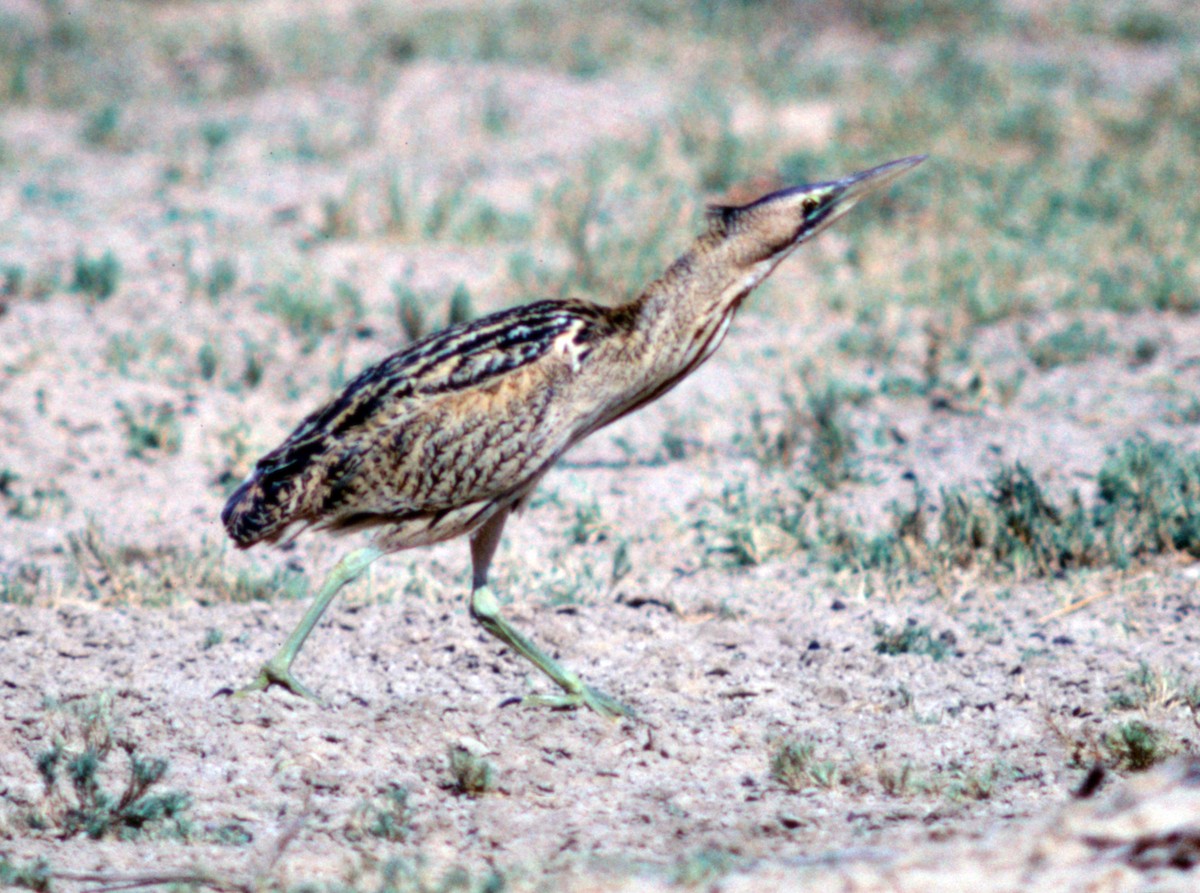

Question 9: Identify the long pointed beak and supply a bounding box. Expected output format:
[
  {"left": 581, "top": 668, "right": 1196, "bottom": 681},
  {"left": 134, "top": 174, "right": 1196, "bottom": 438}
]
[
  {"left": 832, "top": 154, "right": 927, "bottom": 203},
  {"left": 788, "top": 154, "right": 926, "bottom": 236}
]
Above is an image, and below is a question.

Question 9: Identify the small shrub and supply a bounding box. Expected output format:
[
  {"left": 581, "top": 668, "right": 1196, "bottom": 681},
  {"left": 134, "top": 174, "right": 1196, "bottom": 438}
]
[
  {"left": 394, "top": 280, "right": 428, "bottom": 342},
  {"left": 447, "top": 282, "right": 474, "bottom": 325},
  {"left": 446, "top": 744, "right": 494, "bottom": 797},
  {"left": 803, "top": 381, "right": 859, "bottom": 489},
  {"left": 206, "top": 257, "right": 237, "bottom": 300},
  {"left": 25, "top": 695, "right": 191, "bottom": 840},
  {"left": 873, "top": 621, "right": 954, "bottom": 661},
  {"left": 116, "top": 401, "right": 182, "bottom": 458},
  {"left": 71, "top": 250, "right": 121, "bottom": 302},
  {"left": 81, "top": 104, "right": 121, "bottom": 148},
  {"left": 345, "top": 784, "right": 413, "bottom": 843},
  {"left": 769, "top": 739, "right": 840, "bottom": 791},
  {"left": 1103, "top": 721, "right": 1170, "bottom": 771},
  {"left": 0, "top": 857, "right": 51, "bottom": 892},
  {"left": 1028, "top": 321, "right": 1113, "bottom": 370}
]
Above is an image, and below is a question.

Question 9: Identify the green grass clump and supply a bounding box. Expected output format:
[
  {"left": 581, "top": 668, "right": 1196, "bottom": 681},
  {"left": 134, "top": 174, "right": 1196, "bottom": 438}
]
[
  {"left": 115, "top": 401, "right": 182, "bottom": 459},
  {"left": 25, "top": 695, "right": 191, "bottom": 840},
  {"left": 873, "top": 621, "right": 954, "bottom": 661},
  {"left": 258, "top": 273, "right": 363, "bottom": 353},
  {"left": 70, "top": 249, "right": 120, "bottom": 302},
  {"left": 68, "top": 521, "right": 308, "bottom": 607},
  {"left": 446, "top": 744, "right": 495, "bottom": 797},
  {"left": 1028, "top": 321, "right": 1114, "bottom": 370},
  {"left": 736, "top": 379, "right": 861, "bottom": 482},
  {"left": 802, "top": 381, "right": 859, "bottom": 489},
  {"left": 1094, "top": 438, "right": 1200, "bottom": 564},
  {"left": 941, "top": 463, "right": 1100, "bottom": 575},
  {"left": 0, "top": 857, "right": 50, "bottom": 892},
  {"left": 702, "top": 438, "right": 1200, "bottom": 581},
  {"left": 858, "top": 440, "right": 1200, "bottom": 577},
  {"left": 345, "top": 784, "right": 414, "bottom": 843},
  {"left": 1103, "top": 721, "right": 1173, "bottom": 771},
  {"left": 769, "top": 739, "right": 841, "bottom": 791},
  {"left": 697, "top": 479, "right": 809, "bottom": 568}
]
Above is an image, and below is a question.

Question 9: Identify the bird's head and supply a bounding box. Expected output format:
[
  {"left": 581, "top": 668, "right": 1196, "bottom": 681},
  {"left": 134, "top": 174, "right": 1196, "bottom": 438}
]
[{"left": 705, "top": 154, "right": 927, "bottom": 280}]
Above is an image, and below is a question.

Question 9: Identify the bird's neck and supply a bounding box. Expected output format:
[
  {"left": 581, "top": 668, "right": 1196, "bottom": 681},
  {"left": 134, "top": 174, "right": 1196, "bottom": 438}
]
[{"left": 624, "top": 234, "right": 781, "bottom": 381}]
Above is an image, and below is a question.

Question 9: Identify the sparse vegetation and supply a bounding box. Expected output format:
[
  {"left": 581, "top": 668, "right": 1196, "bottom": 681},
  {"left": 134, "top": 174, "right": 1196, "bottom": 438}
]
[
  {"left": 345, "top": 784, "right": 414, "bottom": 843},
  {"left": 1, "top": 469, "right": 70, "bottom": 521},
  {"left": 1027, "top": 322, "right": 1115, "bottom": 370},
  {"left": 566, "top": 498, "right": 609, "bottom": 545},
  {"left": 701, "top": 438, "right": 1200, "bottom": 582},
  {"left": 1051, "top": 711, "right": 1194, "bottom": 773},
  {"left": 22, "top": 694, "right": 191, "bottom": 840},
  {"left": 116, "top": 401, "right": 182, "bottom": 459},
  {"left": 0, "top": 857, "right": 51, "bottom": 892},
  {"left": 769, "top": 739, "right": 842, "bottom": 791},
  {"left": 873, "top": 621, "right": 955, "bottom": 661},
  {"left": 70, "top": 249, "right": 120, "bottom": 302},
  {"left": 802, "top": 380, "right": 860, "bottom": 489},
  {"left": 876, "top": 760, "right": 1006, "bottom": 801},
  {"left": 392, "top": 280, "right": 479, "bottom": 342},
  {"left": 673, "top": 849, "right": 740, "bottom": 886},
  {"left": 67, "top": 520, "right": 308, "bottom": 606},
  {"left": 445, "top": 744, "right": 495, "bottom": 798},
  {"left": 1102, "top": 721, "right": 1173, "bottom": 771},
  {"left": 1107, "top": 661, "right": 1200, "bottom": 715},
  {"left": 258, "top": 273, "right": 363, "bottom": 353},
  {"left": 739, "top": 395, "right": 804, "bottom": 470}
]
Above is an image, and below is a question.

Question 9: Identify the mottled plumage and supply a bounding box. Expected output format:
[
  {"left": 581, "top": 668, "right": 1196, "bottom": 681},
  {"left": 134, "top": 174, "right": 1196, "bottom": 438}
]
[
  {"left": 221, "top": 156, "right": 926, "bottom": 715},
  {"left": 223, "top": 300, "right": 623, "bottom": 549}
]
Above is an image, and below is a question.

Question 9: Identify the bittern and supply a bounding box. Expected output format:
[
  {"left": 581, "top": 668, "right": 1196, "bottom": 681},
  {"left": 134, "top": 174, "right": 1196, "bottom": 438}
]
[{"left": 222, "top": 154, "right": 925, "bottom": 717}]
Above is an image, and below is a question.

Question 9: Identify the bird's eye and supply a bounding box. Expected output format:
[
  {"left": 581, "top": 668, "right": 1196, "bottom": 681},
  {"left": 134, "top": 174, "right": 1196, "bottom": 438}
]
[{"left": 802, "top": 198, "right": 819, "bottom": 215}]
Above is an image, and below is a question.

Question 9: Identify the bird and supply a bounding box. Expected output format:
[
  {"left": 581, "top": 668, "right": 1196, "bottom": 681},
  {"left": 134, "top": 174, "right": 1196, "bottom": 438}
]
[{"left": 221, "top": 154, "right": 926, "bottom": 717}]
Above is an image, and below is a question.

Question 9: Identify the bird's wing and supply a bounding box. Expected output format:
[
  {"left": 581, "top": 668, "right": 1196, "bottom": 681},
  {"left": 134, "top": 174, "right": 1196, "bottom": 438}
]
[{"left": 222, "top": 300, "right": 612, "bottom": 545}]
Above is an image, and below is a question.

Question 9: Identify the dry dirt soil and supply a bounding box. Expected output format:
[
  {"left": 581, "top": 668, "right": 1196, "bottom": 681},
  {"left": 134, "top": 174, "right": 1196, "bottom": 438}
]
[{"left": 2, "top": 3, "right": 1200, "bottom": 891}]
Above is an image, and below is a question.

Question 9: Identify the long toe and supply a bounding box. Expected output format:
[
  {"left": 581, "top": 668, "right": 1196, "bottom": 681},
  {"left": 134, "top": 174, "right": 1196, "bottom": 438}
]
[
  {"left": 524, "top": 684, "right": 635, "bottom": 720},
  {"left": 233, "top": 663, "right": 324, "bottom": 703}
]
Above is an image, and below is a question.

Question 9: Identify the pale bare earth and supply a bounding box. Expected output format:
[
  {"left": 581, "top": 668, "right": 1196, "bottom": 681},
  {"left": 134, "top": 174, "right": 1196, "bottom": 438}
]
[{"left": 2, "top": 13, "right": 1200, "bottom": 892}]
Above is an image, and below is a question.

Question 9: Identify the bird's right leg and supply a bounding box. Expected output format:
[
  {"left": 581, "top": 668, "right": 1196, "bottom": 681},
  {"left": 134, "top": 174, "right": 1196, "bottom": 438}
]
[
  {"left": 468, "top": 510, "right": 633, "bottom": 718},
  {"left": 235, "top": 545, "right": 383, "bottom": 701}
]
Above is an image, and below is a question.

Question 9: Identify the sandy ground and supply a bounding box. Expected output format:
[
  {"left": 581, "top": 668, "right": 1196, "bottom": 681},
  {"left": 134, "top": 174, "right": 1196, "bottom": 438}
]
[{"left": 2, "top": 9, "right": 1200, "bottom": 890}]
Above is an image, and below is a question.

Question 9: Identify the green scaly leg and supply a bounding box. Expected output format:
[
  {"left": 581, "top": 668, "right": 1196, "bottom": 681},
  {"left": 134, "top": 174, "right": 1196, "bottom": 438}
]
[
  {"left": 469, "top": 510, "right": 633, "bottom": 719},
  {"left": 235, "top": 545, "right": 384, "bottom": 701}
]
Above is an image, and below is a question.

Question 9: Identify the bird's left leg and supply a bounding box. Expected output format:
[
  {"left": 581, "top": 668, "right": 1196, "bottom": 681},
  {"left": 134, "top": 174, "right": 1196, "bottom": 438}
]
[
  {"left": 468, "top": 509, "right": 633, "bottom": 718},
  {"left": 236, "top": 545, "right": 384, "bottom": 701}
]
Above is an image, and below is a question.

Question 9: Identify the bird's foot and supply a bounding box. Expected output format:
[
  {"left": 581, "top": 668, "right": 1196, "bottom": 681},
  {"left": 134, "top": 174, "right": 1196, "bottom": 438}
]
[
  {"left": 233, "top": 661, "right": 323, "bottom": 703},
  {"left": 523, "top": 682, "right": 634, "bottom": 719}
]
